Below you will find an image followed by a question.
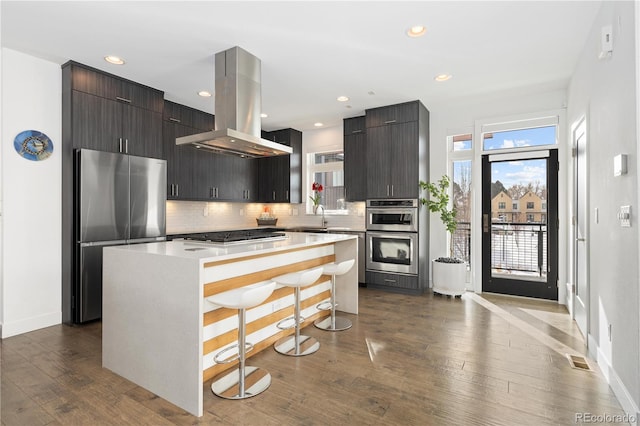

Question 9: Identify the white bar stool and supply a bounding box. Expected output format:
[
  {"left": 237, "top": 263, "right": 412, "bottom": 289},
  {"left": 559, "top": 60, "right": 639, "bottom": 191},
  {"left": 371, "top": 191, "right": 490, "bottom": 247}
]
[
  {"left": 314, "top": 259, "right": 355, "bottom": 331},
  {"left": 206, "top": 281, "right": 276, "bottom": 400},
  {"left": 273, "top": 267, "right": 323, "bottom": 356}
]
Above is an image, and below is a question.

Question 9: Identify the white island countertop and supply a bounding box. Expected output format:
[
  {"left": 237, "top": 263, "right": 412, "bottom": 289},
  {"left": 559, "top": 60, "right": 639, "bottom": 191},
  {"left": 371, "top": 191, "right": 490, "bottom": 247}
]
[{"left": 120, "top": 231, "right": 356, "bottom": 261}]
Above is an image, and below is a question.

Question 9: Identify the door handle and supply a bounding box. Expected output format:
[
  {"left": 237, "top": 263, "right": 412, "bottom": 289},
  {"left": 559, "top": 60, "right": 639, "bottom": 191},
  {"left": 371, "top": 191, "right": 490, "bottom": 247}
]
[
  {"left": 576, "top": 238, "right": 585, "bottom": 242},
  {"left": 483, "top": 214, "right": 489, "bottom": 233}
]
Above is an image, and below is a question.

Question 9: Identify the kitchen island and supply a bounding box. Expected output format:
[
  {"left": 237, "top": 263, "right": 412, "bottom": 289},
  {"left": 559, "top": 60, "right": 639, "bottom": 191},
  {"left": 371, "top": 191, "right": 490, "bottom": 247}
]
[{"left": 102, "top": 232, "right": 358, "bottom": 417}]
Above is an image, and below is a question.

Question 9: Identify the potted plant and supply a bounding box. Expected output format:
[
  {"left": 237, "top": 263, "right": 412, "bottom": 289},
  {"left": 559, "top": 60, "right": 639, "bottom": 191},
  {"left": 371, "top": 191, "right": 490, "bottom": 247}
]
[{"left": 419, "top": 175, "right": 467, "bottom": 297}]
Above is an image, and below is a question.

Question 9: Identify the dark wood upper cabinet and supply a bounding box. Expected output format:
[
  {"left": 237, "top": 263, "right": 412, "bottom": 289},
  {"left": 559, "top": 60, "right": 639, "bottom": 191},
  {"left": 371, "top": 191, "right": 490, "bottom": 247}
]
[
  {"left": 343, "top": 116, "right": 367, "bottom": 201},
  {"left": 164, "top": 120, "right": 200, "bottom": 200},
  {"left": 163, "top": 99, "right": 258, "bottom": 202},
  {"left": 69, "top": 62, "right": 163, "bottom": 112},
  {"left": 163, "top": 100, "right": 214, "bottom": 131},
  {"left": 365, "top": 101, "right": 428, "bottom": 199},
  {"left": 365, "top": 101, "right": 419, "bottom": 128},
  {"left": 63, "top": 62, "right": 164, "bottom": 159},
  {"left": 256, "top": 128, "right": 302, "bottom": 203}
]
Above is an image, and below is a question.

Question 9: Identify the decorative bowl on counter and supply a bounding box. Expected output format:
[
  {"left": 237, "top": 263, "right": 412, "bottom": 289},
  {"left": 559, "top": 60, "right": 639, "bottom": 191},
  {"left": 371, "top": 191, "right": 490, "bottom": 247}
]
[{"left": 256, "top": 218, "right": 278, "bottom": 226}]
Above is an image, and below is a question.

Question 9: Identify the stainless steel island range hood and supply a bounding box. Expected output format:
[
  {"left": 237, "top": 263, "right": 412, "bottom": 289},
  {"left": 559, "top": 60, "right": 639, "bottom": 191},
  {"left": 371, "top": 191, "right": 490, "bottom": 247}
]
[{"left": 176, "top": 46, "right": 292, "bottom": 158}]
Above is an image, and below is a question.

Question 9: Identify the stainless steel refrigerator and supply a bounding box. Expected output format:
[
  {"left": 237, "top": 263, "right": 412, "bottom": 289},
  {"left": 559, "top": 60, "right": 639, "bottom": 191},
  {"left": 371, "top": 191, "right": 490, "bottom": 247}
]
[{"left": 75, "top": 149, "right": 166, "bottom": 323}]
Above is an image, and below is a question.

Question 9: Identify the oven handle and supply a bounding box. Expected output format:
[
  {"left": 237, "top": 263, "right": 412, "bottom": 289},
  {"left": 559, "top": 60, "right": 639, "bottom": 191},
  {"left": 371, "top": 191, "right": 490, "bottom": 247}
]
[{"left": 367, "top": 207, "right": 417, "bottom": 215}]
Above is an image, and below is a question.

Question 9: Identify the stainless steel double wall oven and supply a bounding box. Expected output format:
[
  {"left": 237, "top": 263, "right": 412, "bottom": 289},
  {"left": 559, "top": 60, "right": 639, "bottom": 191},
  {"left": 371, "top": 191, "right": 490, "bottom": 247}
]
[{"left": 366, "top": 199, "right": 419, "bottom": 275}]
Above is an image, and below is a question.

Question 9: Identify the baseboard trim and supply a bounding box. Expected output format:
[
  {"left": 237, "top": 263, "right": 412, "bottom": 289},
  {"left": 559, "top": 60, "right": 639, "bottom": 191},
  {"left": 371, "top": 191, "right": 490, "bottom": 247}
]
[
  {"left": 594, "top": 339, "right": 640, "bottom": 426},
  {"left": 1, "top": 311, "right": 61, "bottom": 338}
]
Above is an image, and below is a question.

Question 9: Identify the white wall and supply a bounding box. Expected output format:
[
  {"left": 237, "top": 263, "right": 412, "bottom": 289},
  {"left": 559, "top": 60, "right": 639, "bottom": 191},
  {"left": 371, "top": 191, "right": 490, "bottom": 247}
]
[
  {"left": 1, "top": 48, "right": 62, "bottom": 337},
  {"left": 567, "top": 0, "right": 639, "bottom": 417},
  {"left": 428, "top": 88, "right": 568, "bottom": 294}
]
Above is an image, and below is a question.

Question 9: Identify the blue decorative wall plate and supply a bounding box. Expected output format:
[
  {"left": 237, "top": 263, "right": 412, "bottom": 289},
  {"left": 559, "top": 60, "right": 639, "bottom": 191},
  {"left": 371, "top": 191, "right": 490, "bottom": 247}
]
[{"left": 14, "top": 130, "right": 54, "bottom": 161}]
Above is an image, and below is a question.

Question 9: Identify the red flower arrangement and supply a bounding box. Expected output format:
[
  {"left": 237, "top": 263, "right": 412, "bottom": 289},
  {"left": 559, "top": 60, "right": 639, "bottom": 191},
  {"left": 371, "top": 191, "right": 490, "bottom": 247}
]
[{"left": 309, "top": 181, "right": 323, "bottom": 207}]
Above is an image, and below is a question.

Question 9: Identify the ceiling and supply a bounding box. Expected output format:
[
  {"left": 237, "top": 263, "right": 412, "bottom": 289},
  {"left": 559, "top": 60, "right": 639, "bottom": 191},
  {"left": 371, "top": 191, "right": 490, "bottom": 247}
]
[{"left": 1, "top": 1, "right": 602, "bottom": 131}]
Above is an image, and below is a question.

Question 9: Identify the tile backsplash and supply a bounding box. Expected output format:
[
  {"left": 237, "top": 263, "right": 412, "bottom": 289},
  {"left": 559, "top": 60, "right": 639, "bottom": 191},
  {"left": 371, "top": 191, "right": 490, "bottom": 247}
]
[{"left": 166, "top": 201, "right": 366, "bottom": 234}]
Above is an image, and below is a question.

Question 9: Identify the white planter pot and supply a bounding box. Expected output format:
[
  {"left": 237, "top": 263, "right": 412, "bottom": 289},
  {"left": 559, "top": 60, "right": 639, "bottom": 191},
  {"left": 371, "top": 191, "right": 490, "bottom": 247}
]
[{"left": 432, "top": 259, "right": 467, "bottom": 296}]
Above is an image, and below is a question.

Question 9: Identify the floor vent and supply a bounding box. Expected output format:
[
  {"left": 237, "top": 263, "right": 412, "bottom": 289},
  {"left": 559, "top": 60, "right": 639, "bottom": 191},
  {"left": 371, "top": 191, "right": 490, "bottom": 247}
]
[{"left": 567, "top": 354, "right": 592, "bottom": 371}]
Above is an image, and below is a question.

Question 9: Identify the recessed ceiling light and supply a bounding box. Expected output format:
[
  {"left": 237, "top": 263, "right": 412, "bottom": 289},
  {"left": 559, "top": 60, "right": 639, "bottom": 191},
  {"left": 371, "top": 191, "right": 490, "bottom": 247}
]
[
  {"left": 198, "top": 90, "right": 212, "bottom": 97},
  {"left": 314, "top": 122, "right": 324, "bottom": 127},
  {"left": 260, "top": 113, "right": 268, "bottom": 118},
  {"left": 434, "top": 74, "right": 453, "bottom": 82},
  {"left": 368, "top": 91, "right": 376, "bottom": 96},
  {"left": 337, "top": 96, "right": 349, "bottom": 102},
  {"left": 407, "top": 26, "right": 426, "bottom": 38},
  {"left": 104, "top": 55, "right": 125, "bottom": 65}
]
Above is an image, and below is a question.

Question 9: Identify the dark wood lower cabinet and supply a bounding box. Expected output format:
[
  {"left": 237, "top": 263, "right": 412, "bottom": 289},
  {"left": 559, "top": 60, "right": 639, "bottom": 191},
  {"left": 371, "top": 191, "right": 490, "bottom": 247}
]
[{"left": 365, "top": 270, "right": 420, "bottom": 294}]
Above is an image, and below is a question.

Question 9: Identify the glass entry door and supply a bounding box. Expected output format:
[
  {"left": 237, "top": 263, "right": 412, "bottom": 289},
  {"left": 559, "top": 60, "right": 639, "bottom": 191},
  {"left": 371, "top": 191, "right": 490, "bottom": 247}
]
[{"left": 481, "top": 150, "right": 558, "bottom": 300}]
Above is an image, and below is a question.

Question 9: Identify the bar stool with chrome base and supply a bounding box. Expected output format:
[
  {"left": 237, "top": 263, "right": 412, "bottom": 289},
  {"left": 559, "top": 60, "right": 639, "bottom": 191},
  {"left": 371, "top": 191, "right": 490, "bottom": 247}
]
[
  {"left": 273, "top": 267, "right": 324, "bottom": 356},
  {"left": 206, "top": 281, "right": 276, "bottom": 400},
  {"left": 314, "top": 259, "right": 355, "bottom": 331}
]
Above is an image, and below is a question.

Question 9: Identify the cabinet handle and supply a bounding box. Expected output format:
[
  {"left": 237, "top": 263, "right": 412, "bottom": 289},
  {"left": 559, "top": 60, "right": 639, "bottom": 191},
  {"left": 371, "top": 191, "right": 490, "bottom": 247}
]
[
  {"left": 391, "top": 185, "right": 394, "bottom": 197},
  {"left": 351, "top": 129, "right": 363, "bottom": 134},
  {"left": 125, "top": 139, "right": 128, "bottom": 154},
  {"left": 386, "top": 185, "right": 390, "bottom": 196},
  {"left": 210, "top": 187, "right": 213, "bottom": 198},
  {"left": 272, "top": 191, "right": 276, "bottom": 201},
  {"left": 246, "top": 190, "right": 249, "bottom": 199},
  {"left": 116, "top": 96, "right": 132, "bottom": 104},
  {"left": 384, "top": 119, "right": 397, "bottom": 124},
  {"left": 384, "top": 279, "right": 397, "bottom": 284},
  {"left": 215, "top": 187, "right": 219, "bottom": 198},
  {"left": 285, "top": 190, "right": 289, "bottom": 200},
  {"left": 119, "top": 138, "right": 123, "bottom": 153},
  {"left": 169, "top": 117, "right": 181, "bottom": 123},
  {"left": 176, "top": 184, "right": 179, "bottom": 197}
]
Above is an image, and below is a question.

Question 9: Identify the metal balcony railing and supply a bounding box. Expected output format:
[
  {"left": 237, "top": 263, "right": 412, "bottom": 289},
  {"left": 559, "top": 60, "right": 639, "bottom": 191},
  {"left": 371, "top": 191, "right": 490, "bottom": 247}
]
[
  {"left": 451, "top": 221, "right": 547, "bottom": 278},
  {"left": 491, "top": 222, "right": 547, "bottom": 278},
  {"left": 452, "top": 222, "right": 471, "bottom": 264}
]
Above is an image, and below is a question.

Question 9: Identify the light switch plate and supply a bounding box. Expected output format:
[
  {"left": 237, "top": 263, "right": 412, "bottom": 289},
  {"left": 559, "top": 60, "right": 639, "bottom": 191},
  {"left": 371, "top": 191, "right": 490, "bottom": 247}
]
[
  {"left": 619, "top": 205, "right": 631, "bottom": 227},
  {"left": 614, "top": 154, "right": 627, "bottom": 176}
]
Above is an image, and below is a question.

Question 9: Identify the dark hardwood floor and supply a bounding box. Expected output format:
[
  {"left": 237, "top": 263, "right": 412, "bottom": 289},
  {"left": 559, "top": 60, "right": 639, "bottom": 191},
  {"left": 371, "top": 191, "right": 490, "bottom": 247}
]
[{"left": 1, "top": 288, "right": 628, "bottom": 425}]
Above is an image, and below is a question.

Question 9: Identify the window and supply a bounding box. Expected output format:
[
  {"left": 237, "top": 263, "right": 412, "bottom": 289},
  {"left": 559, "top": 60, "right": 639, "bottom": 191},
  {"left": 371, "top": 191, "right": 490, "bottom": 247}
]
[
  {"left": 480, "top": 115, "right": 558, "bottom": 152},
  {"left": 498, "top": 202, "right": 506, "bottom": 209},
  {"left": 512, "top": 203, "right": 518, "bottom": 210},
  {"left": 449, "top": 134, "right": 472, "bottom": 265},
  {"left": 527, "top": 214, "right": 534, "bottom": 222},
  {"left": 526, "top": 202, "right": 534, "bottom": 209},
  {"left": 452, "top": 133, "right": 472, "bottom": 152},
  {"left": 307, "top": 150, "right": 346, "bottom": 213},
  {"left": 542, "top": 202, "right": 547, "bottom": 210}
]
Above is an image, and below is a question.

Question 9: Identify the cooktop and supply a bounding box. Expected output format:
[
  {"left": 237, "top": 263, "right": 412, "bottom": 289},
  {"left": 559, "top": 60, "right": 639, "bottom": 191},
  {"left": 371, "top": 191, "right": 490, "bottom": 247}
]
[{"left": 174, "top": 229, "right": 287, "bottom": 245}]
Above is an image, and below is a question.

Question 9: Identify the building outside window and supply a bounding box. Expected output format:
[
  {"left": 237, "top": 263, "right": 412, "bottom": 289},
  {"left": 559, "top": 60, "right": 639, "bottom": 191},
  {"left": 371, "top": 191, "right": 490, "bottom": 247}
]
[
  {"left": 527, "top": 201, "right": 534, "bottom": 209},
  {"left": 498, "top": 202, "right": 506, "bottom": 209}
]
